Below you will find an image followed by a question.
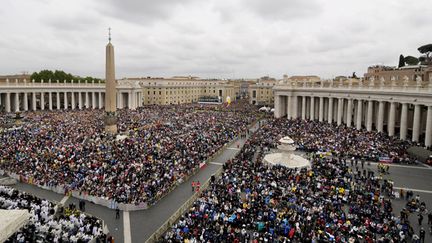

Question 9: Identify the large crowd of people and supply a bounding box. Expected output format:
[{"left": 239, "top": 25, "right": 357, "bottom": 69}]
[
  {"left": 263, "top": 119, "right": 415, "bottom": 163},
  {"left": 164, "top": 118, "right": 429, "bottom": 242},
  {"left": 2, "top": 101, "right": 428, "bottom": 242},
  {"left": 0, "top": 186, "right": 105, "bottom": 242},
  {"left": 0, "top": 103, "right": 258, "bottom": 205}
]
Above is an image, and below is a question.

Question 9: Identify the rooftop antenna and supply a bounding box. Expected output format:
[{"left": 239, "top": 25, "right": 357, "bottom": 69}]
[{"left": 108, "top": 27, "right": 111, "bottom": 43}]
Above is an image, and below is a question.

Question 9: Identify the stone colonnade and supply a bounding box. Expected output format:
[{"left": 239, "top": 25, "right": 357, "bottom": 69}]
[
  {"left": 274, "top": 91, "right": 432, "bottom": 147},
  {"left": 0, "top": 81, "right": 143, "bottom": 112}
]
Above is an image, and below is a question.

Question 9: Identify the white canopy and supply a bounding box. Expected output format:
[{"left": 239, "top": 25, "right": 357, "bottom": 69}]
[{"left": 0, "top": 209, "right": 31, "bottom": 242}]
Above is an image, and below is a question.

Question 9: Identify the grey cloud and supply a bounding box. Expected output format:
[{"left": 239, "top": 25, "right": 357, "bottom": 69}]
[
  {"left": 0, "top": 0, "right": 430, "bottom": 79},
  {"left": 95, "top": 0, "right": 198, "bottom": 25},
  {"left": 244, "top": 0, "right": 322, "bottom": 21},
  {"left": 42, "top": 14, "right": 102, "bottom": 32}
]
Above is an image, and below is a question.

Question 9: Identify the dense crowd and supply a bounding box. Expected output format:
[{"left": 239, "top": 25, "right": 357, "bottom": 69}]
[
  {"left": 0, "top": 186, "right": 105, "bottom": 243},
  {"left": 0, "top": 103, "right": 258, "bottom": 204},
  {"left": 164, "top": 118, "right": 428, "bottom": 242},
  {"left": 264, "top": 119, "right": 415, "bottom": 163}
]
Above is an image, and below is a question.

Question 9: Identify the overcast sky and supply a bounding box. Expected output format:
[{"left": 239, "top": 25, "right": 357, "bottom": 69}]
[{"left": 0, "top": 0, "right": 430, "bottom": 79}]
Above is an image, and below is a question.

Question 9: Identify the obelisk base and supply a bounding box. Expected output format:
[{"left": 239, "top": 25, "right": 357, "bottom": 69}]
[{"left": 104, "top": 112, "right": 117, "bottom": 134}]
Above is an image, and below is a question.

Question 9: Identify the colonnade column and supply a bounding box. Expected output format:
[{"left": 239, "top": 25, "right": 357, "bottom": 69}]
[
  {"left": 425, "top": 106, "right": 432, "bottom": 147},
  {"left": 98, "top": 92, "right": 103, "bottom": 108},
  {"left": 328, "top": 97, "right": 333, "bottom": 123},
  {"left": 32, "top": 93, "right": 37, "bottom": 111},
  {"left": 400, "top": 103, "right": 408, "bottom": 140},
  {"left": 5, "top": 93, "right": 11, "bottom": 112},
  {"left": 377, "top": 101, "right": 384, "bottom": 132},
  {"left": 412, "top": 104, "right": 421, "bottom": 142},
  {"left": 64, "top": 92, "right": 68, "bottom": 109},
  {"left": 356, "top": 100, "right": 362, "bottom": 130},
  {"left": 56, "top": 92, "right": 60, "bottom": 110},
  {"left": 23, "top": 93, "right": 28, "bottom": 111},
  {"left": 274, "top": 95, "right": 281, "bottom": 118},
  {"left": 346, "top": 98, "right": 353, "bottom": 127},
  {"left": 128, "top": 92, "right": 133, "bottom": 109},
  {"left": 292, "top": 96, "right": 298, "bottom": 118},
  {"left": 337, "top": 98, "right": 343, "bottom": 125},
  {"left": 301, "top": 96, "right": 306, "bottom": 120},
  {"left": 92, "top": 92, "right": 96, "bottom": 109},
  {"left": 274, "top": 95, "right": 279, "bottom": 118},
  {"left": 310, "top": 97, "right": 315, "bottom": 120},
  {"left": 71, "top": 92, "right": 75, "bottom": 109},
  {"left": 14, "top": 93, "right": 20, "bottom": 112},
  {"left": 366, "top": 100, "right": 373, "bottom": 131},
  {"left": 117, "top": 92, "right": 122, "bottom": 109},
  {"left": 286, "top": 96, "right": 291, "bottom": 119},
  {"left": 48, "top": 92, "right": 53, "bottom": 110},
  {"left": 40, "top": 92, "right": 45, "bottom": 110},
  {"left": 388, "top": 102, "right": 396, "bottom": 136},
  {"left": 85, "top": 92, "right": 90, "bottom": 108},
  {"left": 318, "top": 97, "right": 324, "bottom": 122},
  {"left": 78, "top": 92, "right": 83, "bottom": 109}
]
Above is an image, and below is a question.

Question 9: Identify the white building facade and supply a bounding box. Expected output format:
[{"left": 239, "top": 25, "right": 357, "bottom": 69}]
[
  {"left": 273, "top": 78, "right": 432, "bottom": 147},
  {"left": 0, "top": 79, "right": 143, "bottom": 112}
]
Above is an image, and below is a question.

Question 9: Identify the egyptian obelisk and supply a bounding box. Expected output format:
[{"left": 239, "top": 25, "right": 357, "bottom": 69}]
[{"left": 104, "top": 28, "right": 117, "bottom": 134}]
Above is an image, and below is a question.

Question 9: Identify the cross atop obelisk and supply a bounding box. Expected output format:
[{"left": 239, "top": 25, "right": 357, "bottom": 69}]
[{"left": 104, "top": 27, "right": 117, "bottom": 134}]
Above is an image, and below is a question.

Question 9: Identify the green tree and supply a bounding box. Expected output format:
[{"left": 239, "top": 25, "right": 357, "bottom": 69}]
[
  {"left": 30, "top": 70, "right": 102, "bottom": 83},
  {"left": 398, "top": 54, "right": 405, "bottom": 68},
  {"left": 404, "top": 56, "right": 419, "bottom": 65},
  {"left": 418, "top": 44, "right": 432, "bottom": 64},
  {"left": 30, "top": 72, "right": 39, "bottom": 82}
]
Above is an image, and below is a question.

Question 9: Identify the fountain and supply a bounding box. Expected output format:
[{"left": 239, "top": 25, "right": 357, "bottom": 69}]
[{"left": 263, "top": 136, "right": 311, "bottom": 168}]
